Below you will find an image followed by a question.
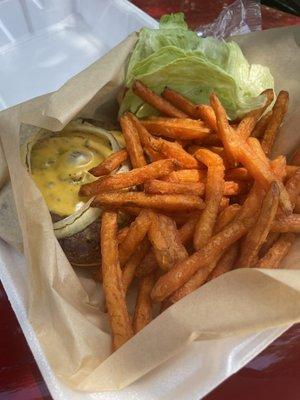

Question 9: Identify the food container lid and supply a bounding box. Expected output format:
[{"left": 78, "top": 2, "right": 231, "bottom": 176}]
[{"left": 0, "top": 0, "right": 157, "bottom": 111}]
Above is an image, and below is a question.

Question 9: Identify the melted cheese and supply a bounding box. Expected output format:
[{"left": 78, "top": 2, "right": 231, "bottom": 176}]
[{"left": 31, "top": 131, "right": 113, "bottom": 216}]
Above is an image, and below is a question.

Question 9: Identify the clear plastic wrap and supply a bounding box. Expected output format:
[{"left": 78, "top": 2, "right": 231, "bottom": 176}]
[{"left": 198, "top": 0, "right": 262, "bottom": 38}]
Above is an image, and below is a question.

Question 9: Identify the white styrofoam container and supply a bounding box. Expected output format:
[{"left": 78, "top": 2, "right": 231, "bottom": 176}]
[
  {"left": 0, "top": 0, "right": 157, "bottom": 110},
  {"left": 0, "top": 1, "right": 291, "bottom": 399}
]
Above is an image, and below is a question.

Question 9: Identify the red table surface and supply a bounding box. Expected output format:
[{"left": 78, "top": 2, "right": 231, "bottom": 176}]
[{"left": 1, "top": 2, "right": 300, "bottom": 400}]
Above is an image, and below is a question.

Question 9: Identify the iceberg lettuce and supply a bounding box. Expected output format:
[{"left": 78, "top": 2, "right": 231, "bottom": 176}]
[{"left": 120, "top": 13, "right": 274, "bottom": 119}]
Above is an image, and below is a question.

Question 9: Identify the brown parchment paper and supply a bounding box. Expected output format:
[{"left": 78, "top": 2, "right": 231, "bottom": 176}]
[{"left": 0, "top": 26, "right": 300, "bottom": 392}]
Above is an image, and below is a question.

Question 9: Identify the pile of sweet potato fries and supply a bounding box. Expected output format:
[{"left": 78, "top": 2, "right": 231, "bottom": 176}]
[{"left": 80, "top": 80, "right": 300, "bottom": 350}]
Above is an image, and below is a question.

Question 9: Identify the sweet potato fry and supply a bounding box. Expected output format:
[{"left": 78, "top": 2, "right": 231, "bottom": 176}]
[
  {"left": 207, "top": 242, "right": 239, "bottom": 280},
  {"left": 203, "top": 146, "right": 232, "bottom": 168},
  {"left": 133, "top": 273, "right": 155, "bottom": 333},
  {"left": 128, "top": 113, "right": 162, "bottom": 161},
  {"left": 225, "top": 165, "right": 294, "bottom": 182},
  {"left": 164, "top": 173, "right": 241, "bottom": 196},
  {"left": 144, "top": 180, "right": 205, "bottom": 196},
  {"left": 251, "top": 111, "right": 272, "bottom": 138},
  {"left": 210, "top": 95, "right": 237, "bottom": 167},
  {"left": 151, "top": 184, "right": 264, "bottom": 303},
  {"left": 151, "top": 137, "right": 199, "bottom": 169},
  {"left": 271, "top": 214, "right": 300, "bottom": 233},
  {"left": 224, "top": 181, "right": 248, "bottom": 196},
  {"left": 259, "top": 232, "right": 280, "bottom": 257},
  {"left": 283, "top": 168, "right": 300, "bottom": 212},
  {"left": 274, "top": 167, "right": 300, "bottom": 217},
  {"left": 247, "top": 136, "right": 270, "bottom": 165},
  {"left": 211, "top": 94, "right": 260, "bottom": 169},
  {"left": 214, "top": 204, "right": 241, "bottom": 234},
  {"left": 177, "top": 214, "right": 198, "bottom": 245},
  {"left": 193, "top": 149, "right": 225, "bottom": 249},
  {"left": 237, "top": 89, "right": 274, "bottom": 139},
  {"left": 117, "top": 226, "right": 129, "bottom": 243},
  {"left": 195, "top": 133, "right": 222, "bottom": 147},
  {"left": 256, "top": 233, "right": 296, "bottom": 269},
  {"left": 141, "top": 117, "right": 211, "bottom": 140},
  {"left": 159, "top": 200, "right": 228, "bottom": 221},
  {"left": 122, "top": 238, "right": 150, "bottom": 293},
  {"left": 164, "top": 169, "right": 207, "bottom": 183},
  {"left": 261, "top": 90, "right": 289, "bottom": 156},
  {"left": 80, "top": 159, "right": 176, "bottom": 196},
  {"left": 211, "top": 93, "right": 292, "bottom": 215},
  {"left": 101, "top": 211, "right": 133, "bottom": 350},
  {"left": 162, "top": 87, "right": 201, "bottom": 119},
  {"left": 188, "top": 145, "right": 231, "bottom": 168},
  {"left": 89, "top": 149, "right": 128, "bottom": 176},
  {"left": 270, "top": 155, "right": 287, "bottom": 180},
  {"left": 92, "top": 192, "right": 205, "bottom": 212},
  {"left": 118, "top": 210, "right": 152, "bottom": 266},
  {"left": 247, "top": 139, "right": 283, "bottom": 178},
  {"left": 163, "top": 263, "right": 209, "bottom": 305},
  {"left": 148, "top": 212, "right": 188, "bottom": 271},
  {"left": 132, "top": 80, "right": 188, "bottom": 118},
  {"left": 195, "top": 104, "right": 218, "bottom": 132},
  {"left": 144, "top": 146, "right": 163, "bottom": 162},
  {"left": 237, "top": 182, "right": 280, "bottom": 268},
  {"left": 225, "top": 167, "right": 251, "bottom": 181},
  {"left": 144, "top": 183, "right": 241, "bottom": 205},
  {"left": 120, "top": 113, "right": 146, "bottom": 168},
  {"left": 236, "top": 116, "right": 256, "bottom": 139},
  {"left": 135, "top": 250, "right": 158, "bottom": 277}
]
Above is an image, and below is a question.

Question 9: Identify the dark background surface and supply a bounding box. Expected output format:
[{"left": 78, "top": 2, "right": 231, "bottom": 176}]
[
  {"left": 1, "top": 1, "right": 300, "bottom": 399},
  {"left": 262, "top": 0, "right": 300, "bottom": 16}
]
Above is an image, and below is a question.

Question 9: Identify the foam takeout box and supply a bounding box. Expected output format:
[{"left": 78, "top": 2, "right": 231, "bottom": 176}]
[{"left": 0, "top": 2, "right": 300, "bottom": 400}]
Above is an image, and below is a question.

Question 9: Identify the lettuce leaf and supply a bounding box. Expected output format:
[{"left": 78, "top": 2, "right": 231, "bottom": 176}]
[{"left": 120, "top": 13, "right": 274, "bottom": 119}]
